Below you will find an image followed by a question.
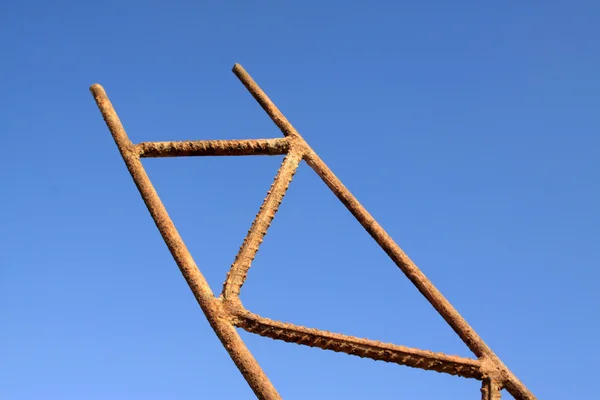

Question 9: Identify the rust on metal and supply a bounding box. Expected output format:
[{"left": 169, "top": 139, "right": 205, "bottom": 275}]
[
  {"left": 233, "top": 307, "right": 484, "bottom": 379},
  {"left": 222, "top": 150, "right": 302, "bottom": 300},
  {"left": 136, "top": 138, "right": 289, "bottom": 158},
  {"left": 90, "top": 64, "right": 538, "bottom": 400},
  {"left": 481, "top": 378, "right": 503, "bottom": 400}
]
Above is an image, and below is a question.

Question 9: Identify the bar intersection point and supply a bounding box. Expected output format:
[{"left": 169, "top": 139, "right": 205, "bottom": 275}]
[{"left": 90, "top": 64, "right": 536, "bottom": 400}]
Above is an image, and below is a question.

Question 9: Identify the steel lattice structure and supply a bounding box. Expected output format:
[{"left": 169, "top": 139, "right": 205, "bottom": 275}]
[{"left": 90, "top": 64, "right": 537, "bottom": 400}]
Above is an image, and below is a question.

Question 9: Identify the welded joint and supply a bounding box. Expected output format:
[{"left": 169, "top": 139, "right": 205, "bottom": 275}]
[
  {"left": 478, "top": 356, "right": 505, "bottom": 385},
  {"left": 287, "top": 136, "right": 310, "bottom": 159},
  {"left": 220, "top": 296, "right": 245, "bottom": 322}
]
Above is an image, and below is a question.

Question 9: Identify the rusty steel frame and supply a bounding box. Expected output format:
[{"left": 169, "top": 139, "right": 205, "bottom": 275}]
[{"left": 90, "top": 64, "right": 537, "bottom": 400}]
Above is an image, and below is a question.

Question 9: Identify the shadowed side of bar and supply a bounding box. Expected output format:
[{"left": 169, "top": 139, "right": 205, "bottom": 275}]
[
  {"left": 90, "top": 83, "right": 282, "bottom": 400},
  {"left": 233, "top": 308, "right": 484, "bottom": 380},
  {"left": 136, "top": 138, "right": 290, "bottom": 158}
]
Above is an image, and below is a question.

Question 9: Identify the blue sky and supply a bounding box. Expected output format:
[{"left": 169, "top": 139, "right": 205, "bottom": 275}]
[{"left": 2, "top": 1, "right": 598, "bottom": 399}]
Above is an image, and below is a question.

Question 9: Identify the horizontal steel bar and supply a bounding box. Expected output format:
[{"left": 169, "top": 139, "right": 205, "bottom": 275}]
[
  {"left": 135, "top": 138, "right": 290, "bottom": 158},
  {"left": 233, "top": 308, "right": 483, "bottom": 380}
]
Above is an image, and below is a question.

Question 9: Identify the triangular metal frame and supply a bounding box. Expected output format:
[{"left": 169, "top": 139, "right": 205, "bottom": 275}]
[{"left": 90, "top": 64, "right": 536, "bottom": 400}]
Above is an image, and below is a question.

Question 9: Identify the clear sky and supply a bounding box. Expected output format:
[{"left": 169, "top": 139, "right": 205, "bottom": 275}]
[{"left": 2, "top": 1, "right": 598, "bottom": 399}]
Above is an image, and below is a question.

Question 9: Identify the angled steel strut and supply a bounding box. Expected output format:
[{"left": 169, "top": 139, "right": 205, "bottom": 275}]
[{"left": 90, "top": 64, "right": 537, "bottom": 400}]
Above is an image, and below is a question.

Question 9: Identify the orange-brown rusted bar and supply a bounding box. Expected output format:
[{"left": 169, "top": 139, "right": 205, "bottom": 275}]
[
  {"left": 90, "top": 83, "right": 282, "bottom": 400},
  {"left": 222, "top": 150, "right": 303, "bottom": 300},
  {"left": 231, "top": 64, "right": 536, "bottom": 400},
  {"left": 233, "top": 307, "right": 484, "bottom": 379},
  {"left": 481, "top": 378, "right": 503, "bottom": 400},
  {"left": 136, "top": 138, "right": 289, "bottom": 158}
]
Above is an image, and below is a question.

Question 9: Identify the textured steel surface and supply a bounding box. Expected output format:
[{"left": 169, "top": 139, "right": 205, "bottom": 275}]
[
  {"left": 90, "top": 64, "right": 537, "bottom": 400},
  {"left": 233, "top": 307, "right": 484, "bottom": 379},
  {"left": 136, "top": 138, "right": 289, "bottom": 158},
  {"left": 222, "top": 151, "right": 301, "bottom": 300}
]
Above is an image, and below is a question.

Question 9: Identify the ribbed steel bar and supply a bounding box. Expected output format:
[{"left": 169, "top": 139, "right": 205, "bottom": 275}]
[
  {"left": 231, "top": 63, "right": 536, "bottom": 400},
  {"left": 481, "top": 378, "right": 503, "bottom": 400},
  {"left": 90, "top": 84, "right": 282, "bottom": 400},
  {"left": 222, "top": 150, "right": 303, "bottom": 299},
  {"left": 233, "top": 308, "right": 484, "bottom": 379},
  {"left": 136, "top": 138, "right": 289, "bottom": 158}
]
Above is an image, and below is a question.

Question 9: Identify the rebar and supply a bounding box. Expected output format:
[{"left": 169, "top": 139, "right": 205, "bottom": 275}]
[{"left": 90, "top": 64, "right": 537, "bottom": 400}]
